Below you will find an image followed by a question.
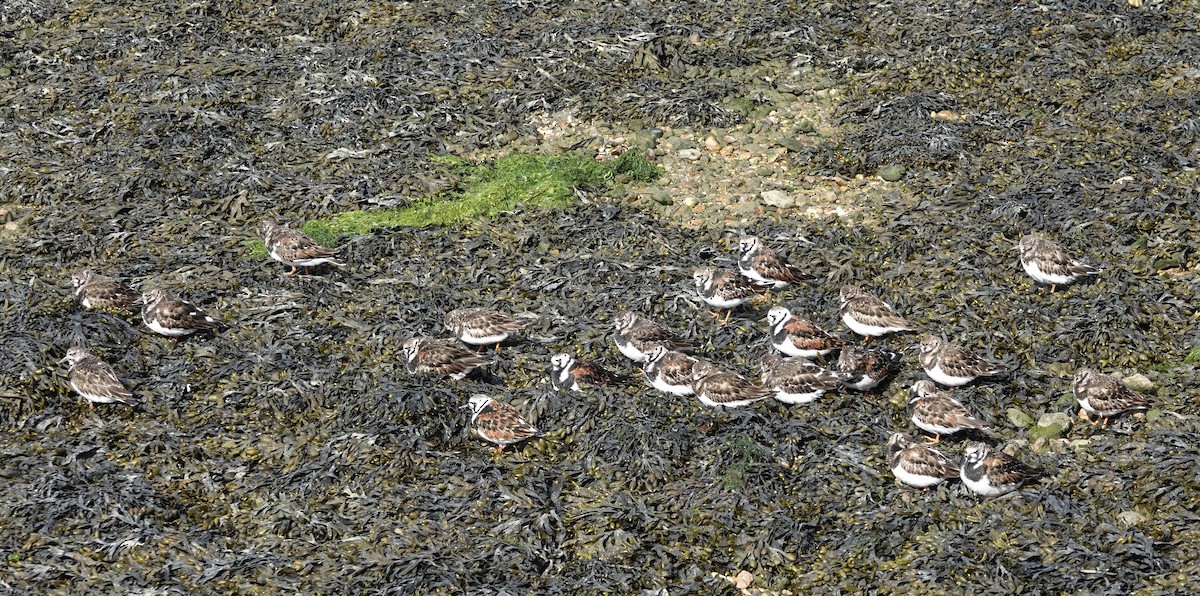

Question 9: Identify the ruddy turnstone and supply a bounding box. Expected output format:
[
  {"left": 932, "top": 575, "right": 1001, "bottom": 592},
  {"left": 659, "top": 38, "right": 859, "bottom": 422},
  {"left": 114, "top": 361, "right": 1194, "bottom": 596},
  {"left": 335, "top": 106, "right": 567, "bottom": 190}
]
[
  {"left": 259, "top": 218, "right": 343, "bottom": 275},
  {"left": 834, "top": 345, "right": 902, "bottom": 393},
  {"left": 141, "top": 289, "right": 223, "bottom": 337},
  {"left": 1018, "top": 234, "right": 1099, "bottom": 292},
  {"left": 443, "top": 307, "right": 534, "bottom": 350},
  {"left": 759, "top": 354, "right": 843, "bottom": 405},
  {"left": 402, "top": 337, "right": 492, "bottom": 380},
  {"left": 642, "top": 345, "right": 701, "bottom": 396},
  {"left": 736, "top": 236, "right": 810, "bottom": 289},
  {"left": 692, "top": 266, "right": 771, "bottom": 324},
  {"left": 61, "top": 347, "right": 136, "bottom": 409},
  {"left": 71, "top": 269, "right": 141, "bottom": 310},
  {"left": 885, "top": 432, "right": 959, "bottom": 488},
  {"left": 764, "top": 306, "right": 846, "bottom": 359},
  {"left": 549, "top": 353, "right": 623, "bottom": 392},
  {"left": 960, "top": 442, "right": 1046, "bottom": 497},
  {"left": 690, "top": 360, "right": 774, "bottom": 409},
  {"left": 1073, "top": 367, "right": 1152, "bottom": 428},
  {"left": 613, "top": 310, "right": 695, "bottom": 362},
  {"left": 918, "top": 335, "right": 1007, "bottom": 387},
  {"left": 907, "top": 380, "right": 988, "bottom": 443},
  {"left": 838, "top": 285, "right": 914, "bottom": 341},
  {"left": 462, "top": 394, "right": 542, "bottom": 452}
]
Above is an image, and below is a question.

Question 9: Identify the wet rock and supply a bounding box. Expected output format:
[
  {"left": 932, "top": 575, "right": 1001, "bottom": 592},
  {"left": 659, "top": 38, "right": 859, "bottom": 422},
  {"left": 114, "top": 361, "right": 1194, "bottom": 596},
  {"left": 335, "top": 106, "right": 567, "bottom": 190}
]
[
  {"left": 1122, "top": 373, "right": 1155, "bottom": 392},
  {"left": 879, "top": 164, "right": 906, "bottom": 181},
  {"left": 1007, "top": 407, "right": 1035, "bottom": 429},
  {"left": 1028, "top": 412, "right": 1072, "bottom": 439},
  {"left": 760, "top": 190, "right": 794, "bottom": 208}
]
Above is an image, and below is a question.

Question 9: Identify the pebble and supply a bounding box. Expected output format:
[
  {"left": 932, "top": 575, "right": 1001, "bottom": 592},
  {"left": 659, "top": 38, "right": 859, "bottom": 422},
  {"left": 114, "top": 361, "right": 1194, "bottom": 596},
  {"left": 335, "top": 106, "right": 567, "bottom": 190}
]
[
  {"left": 1121, "top": 373, "right": 1155, "bottom": 392},
  {"left": 760, "top": 190, "right": 794, "bottom": 208},
  {"left": 678, "top": 148, "right": 702, "bottom": 160},
  {"left": 879, "top": 164, "right": 905, "bottom": 181}
]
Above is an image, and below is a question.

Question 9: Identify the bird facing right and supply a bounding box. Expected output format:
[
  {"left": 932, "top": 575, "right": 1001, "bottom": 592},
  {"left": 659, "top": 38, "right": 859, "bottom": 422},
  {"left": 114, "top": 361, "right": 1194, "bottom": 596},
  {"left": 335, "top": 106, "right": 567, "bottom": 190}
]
[
  {"left": 1017, "top": 234, "right": 1099, "bottom": 292},
  {"left": 1073, "top": 367, "right": 1152, "bottom": 428}
]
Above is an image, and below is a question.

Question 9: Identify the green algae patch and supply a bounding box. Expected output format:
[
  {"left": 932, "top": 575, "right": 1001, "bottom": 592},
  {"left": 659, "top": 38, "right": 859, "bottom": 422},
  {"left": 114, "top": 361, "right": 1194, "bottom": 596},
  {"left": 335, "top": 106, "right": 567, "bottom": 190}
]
[{"left": 250, "top": 151, "right": 662, "bottom": 252}]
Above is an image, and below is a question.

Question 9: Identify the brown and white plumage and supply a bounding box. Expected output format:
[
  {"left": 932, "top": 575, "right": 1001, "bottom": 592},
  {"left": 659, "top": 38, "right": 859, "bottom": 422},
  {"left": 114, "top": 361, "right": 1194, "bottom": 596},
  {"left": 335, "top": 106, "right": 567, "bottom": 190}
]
[
  {"left": 549, "top": 353, "right": 623, "bottom": 392},
  {"left": 759, "top": 354, "right": 843, "bottom": 405},
  {"left": 838, "top": 285, "right": 914, "bottom": 340},
  {"left": 736, "top": 236, "right": 811, "bottom": 289},
  {"left": 960, "top": 443, "right": 1047, "bottom": 497},
  {"left": 918, "top": 335, "right": 1007, "bottom": 387},
  {"left": 1018, "top": 234, "right": 1099, "bottom": 291},
  {"left": 643, "top": 345, "right": 702, "bottom": 396},
  {"left": 612, "top": 310, "right": 695, "bottom": 362},
  {"left": 141, "top": 288, "right": 223, "bottom": 337},
  {"left": 692, "top": 266, "right": 771, "bottom": 323},
  {"left": 1073, "top": 367, "right": 1152, "bottom": 426},
  {"left": 764, "top": 306, "right": 846, "bottom": 359},
  {"left": 71, "top": 269, "right": 141, "bottom": 310},
  {"left": 260, "top": 218, "right": 343, "bottom": 275},
  {"left": 907, "top": 380, "right": 987, "bottom": 442},
  {"left": 463, "top": 394, "right": 542, "bottom": 452},
  {"left": 834, "top": 345, "right": 902, "bottom": 393},
  {"left": 885, "top": 432, "right": 959, "bottom": 488},
  {"left": 402, "top": 337, "right": 492, "bottom": 380},
  {"left": 443, "top": 307, "right": 534, "bottom": 348},
  {"left": 690, "top": 360, "right": 774, "bottom": 408},
  {"left": 61, "top": 347, "right": 136, "bottom": 409}
]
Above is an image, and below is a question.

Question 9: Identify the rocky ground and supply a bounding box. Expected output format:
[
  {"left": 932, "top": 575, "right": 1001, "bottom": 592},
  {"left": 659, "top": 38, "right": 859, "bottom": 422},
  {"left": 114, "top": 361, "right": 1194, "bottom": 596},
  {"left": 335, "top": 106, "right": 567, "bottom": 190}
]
[{"left": 1, "top": 0, "right": 1199, "bottom": 594}]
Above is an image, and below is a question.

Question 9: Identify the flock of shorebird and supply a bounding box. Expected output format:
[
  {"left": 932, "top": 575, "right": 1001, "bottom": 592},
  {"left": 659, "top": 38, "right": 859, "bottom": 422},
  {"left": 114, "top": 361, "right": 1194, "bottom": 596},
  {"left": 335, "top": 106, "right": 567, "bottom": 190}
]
[{"left": 62, "top": 218, "right": 1153, "bottom": 497}]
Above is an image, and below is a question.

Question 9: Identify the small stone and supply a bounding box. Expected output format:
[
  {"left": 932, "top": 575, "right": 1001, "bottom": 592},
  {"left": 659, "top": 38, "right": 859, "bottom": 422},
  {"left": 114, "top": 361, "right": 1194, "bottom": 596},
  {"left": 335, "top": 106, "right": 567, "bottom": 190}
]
[
  {"left": 681, "top": 196, "right": 698, "bottom": 207},
  {"left": 794, "top": 119, "right": 815, "bottom": 133},
  {"left": 760, "top": 190, "right": 794, "bottom": 208},
  {"left": 879, "top": 164, "right": 905, "bottom": 181},
  {"left": 765, "top": 146, "right": 788, "bottom": 164},
  {"left": 3, "top": 221, "right": 18, "bottom": 233},
  {"left": 1028, "top": 412, "right": 1072, "bottom": 439},
  {"left": 648, "top": 127, "right": 664, "bottom": 138},
  {"left": 1006, "top": 407, "right": 1035, "bottom": 429},
  {"left": 703, "top": 136, "right": 721, "bottom": 151},
  {"left": 734, "top": 570, "right": 754, "bottom": 590},
  {"left": 929, "top": 110, "right": 966, "bottom": 123},
  {"left": 1117, "top": 510, "right": 1145, "bottom": 526},
  {"left": 677, "top": 148, "right": 702, "bottom": 160},
  {"left": 1121, "top": 373, "right": 1155, "bottom": 392}
]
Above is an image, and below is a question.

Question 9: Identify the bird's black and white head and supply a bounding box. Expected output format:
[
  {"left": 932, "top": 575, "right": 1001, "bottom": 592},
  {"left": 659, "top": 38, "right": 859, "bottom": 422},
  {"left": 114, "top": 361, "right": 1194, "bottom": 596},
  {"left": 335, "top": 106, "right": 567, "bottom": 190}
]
[
  {"left": 1073, "top": 367, "right": 1096, "bottom": 387},
  {"left": 764, "top": 306, "right": 792, "bottom": 328},
  {"left": 61, "top": 346, "right": 91, "bottom": 367},
  {"left": 1017, "top": 234, "right": 1040, "bottom": 258},
  {"left": 918, "top": 335, "right": 943, "bottom": 356},
  {"left": 70, "top": 269, "right": 96, "bottom": 291},
  {"left": 401, "top": 337, "right": 423, "bottom": 361},
  {"left": 909, "top": 380, "right": 936, "bottom": 402},
  {"left": 140, "top": 288, "right": 167, "bottom": 308},
  {"left": 550, "top": 353, "right": 573, "bottom": 372},
  {"left": 737, "top": 236, "right": 760, "bottom": 258},
  {"left": 691, "top": 267, "right": 715, "bottom": 289},
  {"left": 464, "top": 394, "right": 493, "bottom": 419},
  {"left": 613, "top": 310, "right": 640, "bottom": 334},
  {"left": 691, "top": 359, "right": 721, "bottom": 382},
  {"left": 259, "top": 218, "right": 280, "bottom": 240},
  {"left": 839, "top": 284, "right": 864, "bottom": 306},
  {"left": 962, "top": 442, "right": 988, "bottom": 466},
  {"left": 885, "top": 432, "right": 916, "bottom": 457},
  {"left": 644, "top": 345, "right": 669, "bottom": 366}
]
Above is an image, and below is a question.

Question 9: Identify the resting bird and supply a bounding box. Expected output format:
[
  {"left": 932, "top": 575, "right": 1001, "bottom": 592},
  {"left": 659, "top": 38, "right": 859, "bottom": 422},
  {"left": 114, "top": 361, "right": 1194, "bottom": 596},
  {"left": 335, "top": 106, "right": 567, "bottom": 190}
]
[{"left": 260, "top": 218, "right": 343, "bottom": 275}]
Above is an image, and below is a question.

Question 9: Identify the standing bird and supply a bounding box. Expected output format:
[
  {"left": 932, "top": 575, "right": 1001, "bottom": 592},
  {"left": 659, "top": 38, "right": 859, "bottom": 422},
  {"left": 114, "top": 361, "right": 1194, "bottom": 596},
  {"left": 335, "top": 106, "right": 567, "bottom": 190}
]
[
  {"left": 1018, "top": 234, "right": 1099, "bottom": 292},
  {"left": 141, "top": 289, "right": 223, "bottom": 337},
  {"left": 549, "top": 353, "right": 623, "bottom": 392},
  {"left": 259, "top": 218, "right": 343, "bottom": 275},
  {"left": 462, "top": 394, "right": 542, "bottom": 452},
  {"left": 764, "top": 306, "right": 846, "bottom": 359},
  {"left": 643, "top": 345, "right": 702, "bottom": 396},
  {"left": 759, "top": 354, "right": 844, "bottom": 405},
  {"left": 443, "top": 307, "right": 535, "bottom": 350},
  {"left": 834, "top": 345, "right": 902, "bottom": 394},
  {"left": 960, "top": 443, "right": 1047, "bottom": 497},
  {"left": 838, "top": 285, "right": 914, "bottom": 341},
  {"left": 1073, "top": 367, "right": 1152, "bottom": 428},
  {"left": 71, "top": 270, "right": 141, "bottom": 310},
  {"left": 736, "top": 236, "right": 811, "bottom": 289},
  {"left": 692, "top": 266, "right": 771, "bottom": 324},
  {"left": 402, "top": 337, "right": 492, "bottom": 380},
  {"left": 885, "top": 432, "right": 960, "bottom": 488},
  {"left": 612, "top": 310, "right": 695, "bottom": 362},
  {"left": 907, "top": 380, "right": 988, "bottom": 443},
  {"left": 918, "top": 335, "right": 1007, "bottom": 387},
  {"left": 61, "top": 347, "right": 136, "bottom": 409},
  {"left": 690, "top": 360, "right": 774, "bottom": 409}
]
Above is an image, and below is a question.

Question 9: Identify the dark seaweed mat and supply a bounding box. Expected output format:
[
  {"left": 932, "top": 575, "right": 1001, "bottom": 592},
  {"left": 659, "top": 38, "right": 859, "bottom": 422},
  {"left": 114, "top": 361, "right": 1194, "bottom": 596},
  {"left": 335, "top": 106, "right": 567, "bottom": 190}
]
[
  {"left": 2, "top": 0, "right": 1200, "bottom": 594},
  {"left": 1, "top": 203, "right": 1197, "bottom": 593}
]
